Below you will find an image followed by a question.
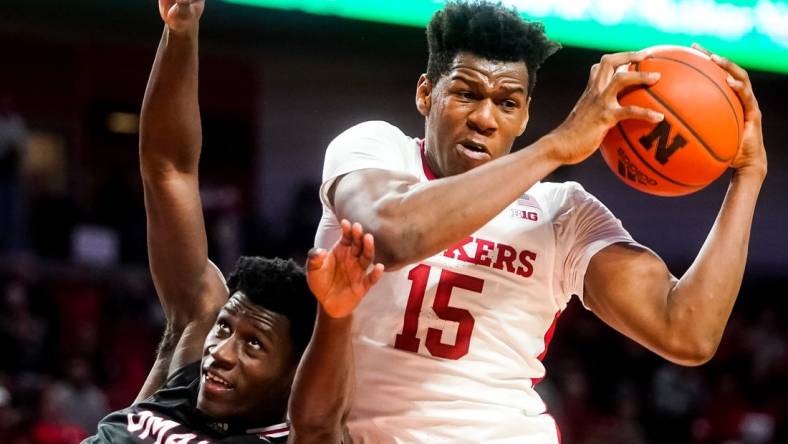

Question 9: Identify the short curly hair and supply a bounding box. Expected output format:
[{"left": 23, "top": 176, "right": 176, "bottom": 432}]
[
  {"left": 426, "top": 1, "right": 561, "bottom": 96},
  {"left": 226, "top": 256, "right": 316, "bottom": 359}
]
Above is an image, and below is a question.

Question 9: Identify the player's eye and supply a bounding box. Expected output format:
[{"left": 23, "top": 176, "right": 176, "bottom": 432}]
[
  {"left": 501, "top": 99, "right": 518, "bottom": 110},
  {"left": 458, "top": 91, "right": 475, "bottom": 100},
  {"left": 247, "top": 337, "right": 262, "bottom": 351},
  {"left": 215, "top": 321, "right": 231, "bottom": 336}
]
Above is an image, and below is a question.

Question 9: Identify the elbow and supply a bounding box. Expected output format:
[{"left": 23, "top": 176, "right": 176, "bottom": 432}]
[
  {"left": 288, "top": 406, "right": 344, "bottom": 441},
  {"left": 659, "top": 289, "right": 720, "bottom": 366},
  {"left": 369, "top": 229, "right": 422, "bottom": 272},
  {"left": 139, "top": 158, "right": 172, "bottom": 185},
  {"left": 336, "top": 195, "right": 426, "bottom": 270},
  {"left": 374, "top": 245, "right": 412, "bottom": 272},
  {"left": 660, "top": 334, "right": 718, "bottom": 367},
  {"left": 358, "top": 216, "right": 422, "bottom": 272},
  {"left": 661, "top": 300, "right": 723, "bottom": 366},
  {"left": 138, "top": 136, "right": 164, "bottom": 173},
  {"left": 139, "top": 141, "right": 198, "bottom": 180}
]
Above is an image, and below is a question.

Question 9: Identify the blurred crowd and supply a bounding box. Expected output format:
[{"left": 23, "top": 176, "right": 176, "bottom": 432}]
[
  {"left": 539, "top": 286, "right": 786, "bottom": 444},
  {"left": 0, "top": 99, "right": 785, "bottom": 444}
]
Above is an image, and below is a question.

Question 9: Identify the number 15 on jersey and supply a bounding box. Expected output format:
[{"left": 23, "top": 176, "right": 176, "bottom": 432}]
[{"left": 394, "top": 264, "right": 484, "bottom": 360}]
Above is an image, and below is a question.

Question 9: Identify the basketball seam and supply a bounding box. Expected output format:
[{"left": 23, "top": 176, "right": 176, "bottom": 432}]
[
  {"left": 648, "top": 56, "right": 742, "bottom": 146},
  {"left": 634, "top": 59, "right": 739, "bottom": 162},
  {"left": 615, "top": 122, "right": 705, "bottom": 188}
]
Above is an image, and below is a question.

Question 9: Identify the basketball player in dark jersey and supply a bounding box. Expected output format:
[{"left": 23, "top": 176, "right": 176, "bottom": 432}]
[
  {"left": 85, "top": 0, "right": 384, "bottom": 442},
  {"left": 88, "top": 223, "right": 380, "bottom": 444}
]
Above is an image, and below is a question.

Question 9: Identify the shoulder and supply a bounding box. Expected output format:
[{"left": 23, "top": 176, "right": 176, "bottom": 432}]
[
  {"left": 333, "top": 120, "right": 409, "bottom": 141},
  {"left": 531, "top": 181, "right": 626, "bottom": 236},
  {"left": 162, "top": 360, "right": 202, "bottom": 390},
  {"left": 327, "top": 121, "right": 413, "bottom": 154},
  {"left": 321, "top": 121, "right": 419, "bottom": 181},
  {"left": 532, "top": 181, "right": 593, "bottom": 202},
  {"left": 528, "top": 181, "right": 595, "bottom": 216}
]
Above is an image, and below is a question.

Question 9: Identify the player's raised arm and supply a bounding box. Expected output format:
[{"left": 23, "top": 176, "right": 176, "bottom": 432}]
[
  {"left": 327, "top": 51, "right": 663, "bottom": 270},
  {"left": 289, "top": 220, "right": 384, "bottom": 443},
  {"left": 583, "top": 46, "right": 766, "bottom": 366},
  {"left": 136, "top": 0, "right": 227, "bottom": 400}
]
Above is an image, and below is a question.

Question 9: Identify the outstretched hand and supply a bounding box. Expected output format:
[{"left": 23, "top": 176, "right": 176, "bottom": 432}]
[
  {"left": 306, "top": 220, "right": 385, "bottom": 319},
  {"left": 159, "top": 0, "right": 204, "bottom": 35}
]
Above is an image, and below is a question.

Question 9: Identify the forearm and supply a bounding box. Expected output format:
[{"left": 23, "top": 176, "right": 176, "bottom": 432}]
[
  {"left": 342, "top": 134, "right": 563, "bottom": 268},
  {"left": 139, "top": 21, "right": 225, "bottom": 328},
  {"left": 288, "top": 310, "right": 354, "bottom": 441},
  {"left": 667, "top": 171, "right": 764, "bottom": 360},
  {"left": 140, "top": 26, "right": 201, "bottom": 178}
]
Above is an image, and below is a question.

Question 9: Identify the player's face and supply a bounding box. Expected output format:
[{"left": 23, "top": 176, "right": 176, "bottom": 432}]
[
  {"left": 418, "top": 52, "right": 530, "bottom": 177},
  {"left": 197, "top": 292, "right": 295, "bottom": 422}
]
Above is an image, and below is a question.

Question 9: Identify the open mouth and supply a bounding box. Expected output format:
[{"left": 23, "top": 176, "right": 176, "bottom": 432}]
[
  {"left": 457, "top": 140, "right": 491, "bottom": 160},
  {"left": 203, "top": 370, "right": 234, "bottom": 391},
  {"left": 461, "top": 141, "right": 487, "bottom": 153}
]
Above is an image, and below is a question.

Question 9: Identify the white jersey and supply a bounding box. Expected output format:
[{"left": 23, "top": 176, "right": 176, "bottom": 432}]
[{"left": 316, "top": 121, "right": 636, "bottom": 443}]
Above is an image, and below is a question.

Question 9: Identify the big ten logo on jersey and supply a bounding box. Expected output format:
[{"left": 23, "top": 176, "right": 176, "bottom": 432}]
[
  {"left": 509, "top": 192, "right": 541, "bottom": 222},
  {"left": 640, "top": 120, "right": 687, "bottom": 165}
]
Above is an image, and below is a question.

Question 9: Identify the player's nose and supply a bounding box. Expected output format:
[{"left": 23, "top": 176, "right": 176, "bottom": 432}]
[
  {"left": 209, "top": 337, "right": 237, "bottom": 368},
  {"left": 467, "top": 99, "right": 498, "bottom": 136}
]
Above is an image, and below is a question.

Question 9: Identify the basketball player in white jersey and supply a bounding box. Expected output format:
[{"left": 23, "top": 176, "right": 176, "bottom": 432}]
[{"left": 314, "top": 1, "right": 768, "bottom": 442}]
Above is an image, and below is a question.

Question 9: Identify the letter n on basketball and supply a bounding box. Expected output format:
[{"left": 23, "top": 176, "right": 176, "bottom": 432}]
[{"left": 639, "top": 121, "right": 688, "bottom": 165}]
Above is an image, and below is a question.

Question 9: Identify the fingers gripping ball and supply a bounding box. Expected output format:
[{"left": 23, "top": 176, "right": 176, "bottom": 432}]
[{"left": 600, "top": 45, "right": 744, "bottom": 196}]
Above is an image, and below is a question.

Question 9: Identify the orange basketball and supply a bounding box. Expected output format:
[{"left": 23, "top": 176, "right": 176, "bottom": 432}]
[{"left": 600, "top": 45, "right": 744, "bottom": 196}]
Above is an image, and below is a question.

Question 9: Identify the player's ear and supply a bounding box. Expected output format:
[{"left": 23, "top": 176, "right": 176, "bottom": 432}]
[{"left": 416, "top": 74, "right": 432, "bottom": 117}]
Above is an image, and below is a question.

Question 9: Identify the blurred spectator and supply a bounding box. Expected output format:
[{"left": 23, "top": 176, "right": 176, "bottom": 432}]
[
  {"left": 696, "top": 372, "right": 747, "bottom": 443},
  {"left": 739, "top": 411, "right": 776, "bottom": 444},
  {"left": 30, "top": 380, "right": 86, "bottom": 444},
  {"left": 0, "top": 97, "right": 28, "bottom": 252},
  {"left": 551, "top": 362, "right": 593, "bottom": 443},
  {"left": 0, "top": 377, "right": 23, "bottom": 443},
  {"left": 282, "top": 181, "right": 322, "bottom": 263},
  {"left": 648, "top": 363, "right": 706, "bottom": 442},
  {"left": 577, "top": 381, "right": 648, "bottom": 444},
  {"left": 0, "top": 280, "right": 50, "bottom": 375},
  {"left": 27, "top": 188, "right": 80, "bottom": 261},
  {"left": 89, "top": 170, "right": 146, "bottom": 265},
  {"left": 51, "top": 280, "right": 102, "bottom": 359},
  {"left": 49, "top": 358, "right": 108, "bottom": 435},
  {"left": 98, "top": 275, "right": 159, "bottom": 410},
  {"left": 201, "top": 183, "right": 243, "bottom": 272},
  {"left": 746, "top": 309, "right": 785, "bottom": 383}
]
